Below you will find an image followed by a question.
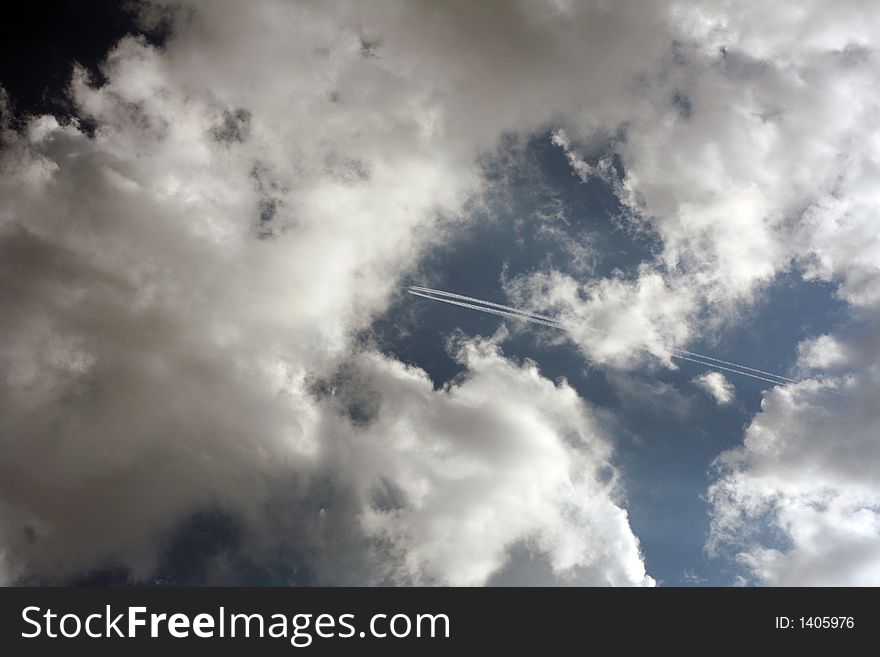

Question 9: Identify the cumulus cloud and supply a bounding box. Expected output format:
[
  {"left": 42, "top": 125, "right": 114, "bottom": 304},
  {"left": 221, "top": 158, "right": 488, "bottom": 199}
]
[
  {"left": 693, "top": 372, "right": 735, "bottom": 405},
  {"left": 707, "top": 359, "right": 880, "bottom": 584},
  {"left": 459, "top": 0, "right": 880, "bottom": 586},
  {"left": 683, "top": 6, "right": 880, "bottom": 577},
  {"left": 797, "top": 335, "right": 854, "bottom": 370},
  {"left": 3, "top": 0, "right": 880, "bottom": 587},
  {"left": 505, "top": 266, "right": 695, "bottom": 368},
  {"left": 506, "top": 1, "right": 880, "bottom": 373},
  {"left": 0, "top": 0, "right": 661, "bottom": 585},
  {"left": 705, "top": 295, "right": 880, "bottom": 585},
  {"left": 319, "top": 339, "right": 653, "bottom": 586}
]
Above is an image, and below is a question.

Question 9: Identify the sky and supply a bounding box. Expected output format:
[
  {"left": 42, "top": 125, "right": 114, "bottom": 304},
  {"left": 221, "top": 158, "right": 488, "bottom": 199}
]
[{"left": 1, "top": 0, "right": 878, "bottom": 587}]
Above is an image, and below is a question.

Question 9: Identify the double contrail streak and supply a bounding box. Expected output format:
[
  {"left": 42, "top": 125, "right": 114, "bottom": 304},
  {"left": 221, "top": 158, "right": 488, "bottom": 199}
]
[
  {"left": 673, "top": 349, "right": 799, "bottom": 384},
  {"left": 407, "top": 289, "right": 564, "bottom": 328},
  {"left": 407, "top": 285, "right": 820, "bottom": 391},
  {"left": 409, "top": 285, "right": 559, "bottom": 323},
  {"left": 668, "top": 353, "right": 797, "bottom": 387}
]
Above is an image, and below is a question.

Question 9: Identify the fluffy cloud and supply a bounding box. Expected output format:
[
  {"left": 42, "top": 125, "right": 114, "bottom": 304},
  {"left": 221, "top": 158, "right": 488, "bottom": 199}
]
[
  {"left": 0, "top": 0, "right": 660, "bottom": 585},
  {"left": 694, "top": 372, "right": 734, "bottom": 405},
  {"left": 707, "top": 355, "right": 880, "bottom": 584},
  {"left": 478, "top": 0, "right": 880, "bottom": 584},
  {"left": 665, "top": 4, "right": 880, "bottom": 584},
  {"left": 509, "top": 1, "right": 880, "bottom": 370},
  {"left": 315, "top": 339, "right": 652, "bottom": 586},
  {"left": 506, "top": 266, "right": 695, "bottom": 368},
  {"left": 3, "top": 0, "right": 880, "bottom": 587},
  {"left": 706, "top": 291, "right": 880, "bottom": 584}
]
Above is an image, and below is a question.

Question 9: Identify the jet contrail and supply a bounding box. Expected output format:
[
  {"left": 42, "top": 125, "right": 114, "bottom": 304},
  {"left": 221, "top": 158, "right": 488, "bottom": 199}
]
[
  {"left": 669, "top": 353, "right": 798, "bottom": 387},
  {"left": 409, "top": 285, "right": 559, "bottom": 323},
  {"left": 670, "top": 351, "right": 846, "bottom": 400},
  {"left": 407, "top": 289, "right": 564, "bottom": 328},
  {"left": 673, "top": 348, "right": 799, "bottom": 384},
  {"left": 407, "top": 285, "right": 817, "bottom": 390}
]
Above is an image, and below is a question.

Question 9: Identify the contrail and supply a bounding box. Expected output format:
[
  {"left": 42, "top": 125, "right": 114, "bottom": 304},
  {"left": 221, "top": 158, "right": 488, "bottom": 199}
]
[
  {"left": 669, "top": 353, "right": 798, "bottom": 387},
  {"left": 671, "top": 351, "right": 846, "bottom": 400},
  {"left": 407, "top": 285, "right": 818, "bottom": 390},
  {"left": 407, "top": 289, "right": 564, "bottom": 329},
  {"left": 409, "top": 285, "right": 559, "bottom": 323},
  {"left": 673, "top": 348, "right": 799, "bottom": 384}
]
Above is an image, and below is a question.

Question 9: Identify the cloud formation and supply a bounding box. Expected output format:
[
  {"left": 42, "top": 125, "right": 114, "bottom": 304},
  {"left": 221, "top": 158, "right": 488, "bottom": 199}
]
[
  {"left": 694, "top": 372, "right": 735, "bottom": 406},
  {"left": 0, "top": 0, "right": 657, "bottom": 585},
  {"left": 706, "top": 317, "right": 880, "bottom": 585},
  {"left": 508, "top": 2, "right": 880, "bottom": 369},
  {"left": 319, "top": 340, "right": 653, "bottom": 586},
  {"left": 2, "top": 0, "right": 880, "bottom": 586}
]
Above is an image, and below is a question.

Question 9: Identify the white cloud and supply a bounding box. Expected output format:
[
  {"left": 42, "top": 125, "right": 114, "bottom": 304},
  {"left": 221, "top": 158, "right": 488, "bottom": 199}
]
[
  {"left": 507, "top": 1, "right": 880, "bottom": 374},
  {"left": 0, "top": 14, "right": 486, "bottom": 583},
  {"left": 707, "top": 325, "right": 880, "bottom": 585},
  {"left": 461, "top": 0, "right": 880, "bottom": 586},
  {"left": 694, "top": 372, "right": 735, "bottom": 405},
  {"left": 647, "top": 2, "right": 880, "bottom": 585},
  {"left": 797, "top": 334, "right": 853, "bottom": 370},
  {"left": 0, "top": 0, "right": 663, "bottom": 585},
  {"left": 4, "top": 0, "right": 880, "bottom": 587},
  {"left": 505, "top": 266, "right": 695, "bottom": 368},
  {"left": 324, "top": 339, "right": 653, "bottom": 586}
]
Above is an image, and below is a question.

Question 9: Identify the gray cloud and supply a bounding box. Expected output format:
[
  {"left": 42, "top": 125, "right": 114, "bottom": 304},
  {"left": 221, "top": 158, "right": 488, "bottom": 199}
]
[
  {"left": 0, "top": 0, "right": 660, "bottom": 585},
  {"left": 3, "top": 0, "right": 880, "bottom": 587}
]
